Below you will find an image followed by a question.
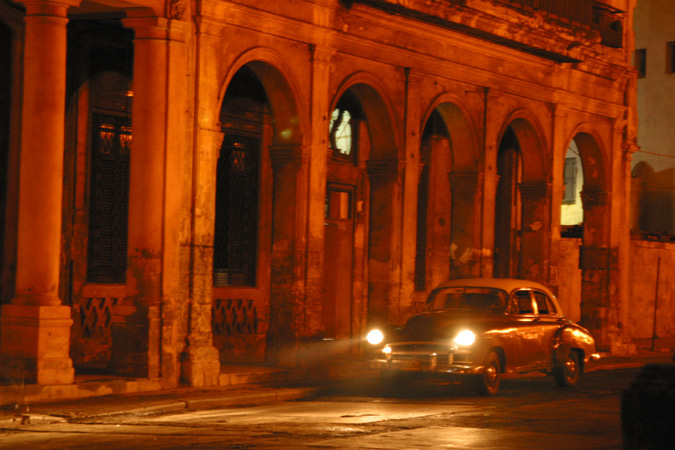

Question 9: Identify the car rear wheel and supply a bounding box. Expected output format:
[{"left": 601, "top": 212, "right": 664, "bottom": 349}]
[
  {"left": 554, "top": 350, "right": 580, "bottom": 387},
  {"left": 474, "top": 351, "right": 501, "bottom": 396}
]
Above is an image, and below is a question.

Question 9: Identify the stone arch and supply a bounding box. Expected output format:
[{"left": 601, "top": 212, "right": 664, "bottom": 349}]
[
  {"left": 417, "top": 97, "right": 482, "bottom": 285},
  {"left": 565, "top": 128, "right": 615, "bottom": 350},
  {"left": 494, "top": 111, "right": 550, "bottom": 281},
  {"left": 332, "top": 72, "right": 400, "bottom": 161},
  {"left": 331, "top": 73, "right": 401, "bottom": 325},
  {"left": 567, "top": 127, "right": 609, "bottom": 247},
  {"left": 215, "top": 54, "right": 309, "bottom": 365},
  {"left": 219, "top": 48, "right": 309, "bottom": 147}
]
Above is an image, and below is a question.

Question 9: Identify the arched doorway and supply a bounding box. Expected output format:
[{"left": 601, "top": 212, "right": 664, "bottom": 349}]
[
  {"left": 494, "top": 126, "right": 522, "bottom": 278},
  {"left": 415, "top": 110, "right": 451, "bottom": 292},
  {"left": 327, "top": 80, "right": 399, "bottom": 329},
  {"left": 214, "top": 59, "right": 306, "bottom": 365},
  {"left": 567, "top": 131, "right": 612, "bottom": 349},
  {"left": 62, "top": 21, "right": 134, "bottom": 374},
  {"left": 323, "top": 88, "right": 361, "bottom": 339},
  {"left": 493, "top": 117, "right": 549, "bottom": 282}
]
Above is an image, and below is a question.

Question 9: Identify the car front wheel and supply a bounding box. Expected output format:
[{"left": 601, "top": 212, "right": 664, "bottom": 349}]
[
  {"left": 554, "top": 350, "right": 580, "bottom": 387},
  {"left": 474, "top": 351, "right": 501, "bottom": 396}
]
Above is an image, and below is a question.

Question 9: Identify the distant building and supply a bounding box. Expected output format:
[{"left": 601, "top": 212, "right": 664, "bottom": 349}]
[
  {"left": 0, "top": 0, "right": 650, "bottom": 389},
  {"left": 632, "top": 0, "right": 675, "bottom": 238}
]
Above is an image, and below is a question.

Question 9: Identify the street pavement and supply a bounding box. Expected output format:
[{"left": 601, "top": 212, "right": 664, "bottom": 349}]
[{"left": 1, "top": 347, "right": 673, "bottom": 428}]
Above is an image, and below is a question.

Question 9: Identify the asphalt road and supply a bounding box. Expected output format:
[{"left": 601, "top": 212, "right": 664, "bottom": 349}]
[{"left": 0, "top": 368, "right": 640, "bottom": 449}]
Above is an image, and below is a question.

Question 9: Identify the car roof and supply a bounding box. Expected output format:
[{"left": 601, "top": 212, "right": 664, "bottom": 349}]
[{"left": 431, "top": 278, "right": 556, "bottom": 298}]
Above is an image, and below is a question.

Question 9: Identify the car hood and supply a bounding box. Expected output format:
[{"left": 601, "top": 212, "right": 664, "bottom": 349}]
[{"left": 392, "top": 310, "right": 503, "bottom": 342}]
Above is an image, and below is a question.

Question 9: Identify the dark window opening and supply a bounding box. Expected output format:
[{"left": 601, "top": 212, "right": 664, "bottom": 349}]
[
  {"left": 667, "top": 42, "right": 675, "bottom": 74},
  {"left": 86, "top": 114, "right": 131, "bottom": 283},
  {"left": 635, "top": 49, "right": 646, "bottom": 78},
  {"left": 213, "top": 134, "right": 260, "bottom": 287}
]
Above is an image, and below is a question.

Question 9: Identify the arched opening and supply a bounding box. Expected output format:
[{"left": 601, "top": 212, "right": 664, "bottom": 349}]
[
  {"left": 323, "top": 88, "right": 363, "bottom": 339},
  {"left": 215, "top": 67, "right": 266, "bottom": 288},
  {"left": 214, "top": 58, "right": 305, "bottom": 365},
  {"left": 213, "top": 65, "right": 272, "bottom": 364},
  {"left": 493, "top": 117, "right": 549, "bottom": 282},
  {"left": 415, "top": 109, "right": 451, "bottom": 292},
  {"left": 494, "top": 126, "right": 522, "bottom": 278},
  {"left": 561, "top": 139, "right": 584, "bottom": 238},
  {"left": 328, "top": 81, "right": 398, "bottom": 328},
  {"left": 63, "top": 20, "right": 134, "bottom": 374}
]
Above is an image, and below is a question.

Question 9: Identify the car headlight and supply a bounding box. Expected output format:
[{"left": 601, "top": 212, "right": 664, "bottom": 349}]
[
  {"left": 366, "top": 329, "right": 384, "bottom": 345},
  {"left": 454, "top": 329, "right": 476, "bottom": 346}
]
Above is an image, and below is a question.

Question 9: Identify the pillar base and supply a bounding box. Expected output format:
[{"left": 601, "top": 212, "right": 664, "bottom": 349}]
[
  {"left": 0, "top": 304, "right": 74, "bottom": 385},
  {"left": 181, "top": 345, "right": 221, "bottom": 387}
]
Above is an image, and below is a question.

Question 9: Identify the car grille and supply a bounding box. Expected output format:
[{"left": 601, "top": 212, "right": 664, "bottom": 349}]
[{"left": 388, "top": 343, "right": 472, "bottom": 365}]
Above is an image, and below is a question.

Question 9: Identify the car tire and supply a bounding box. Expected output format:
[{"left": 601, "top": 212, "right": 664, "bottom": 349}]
[
  {"left": 474, "top": 351, "right": 501, "bottom": 396},
  {"left": 554, "top": 350, "right": 580, "bottom": 387}
]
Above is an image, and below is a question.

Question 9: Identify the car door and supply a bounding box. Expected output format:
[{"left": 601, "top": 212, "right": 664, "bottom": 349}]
[
  {"left": 509, "top": 289, "right": 545, "bottom": 371},
  {"left": 533, "top": 290, "right": 567, "bottom": 366}
]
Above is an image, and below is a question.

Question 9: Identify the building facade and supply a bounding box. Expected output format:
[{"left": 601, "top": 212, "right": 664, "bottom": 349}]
[{"left": 1, "top": 0, "right": 641, "bottom": 389}]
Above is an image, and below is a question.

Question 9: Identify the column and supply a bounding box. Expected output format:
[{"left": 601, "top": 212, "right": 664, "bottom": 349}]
[
  {"left": 182, "top": 127, "right": 223, "bottom": 386},
  {"left": 579, "top": 188, "right": 615, "bottom": 352},
  {"left": 180, "top": 22, "right": 223, "bottom": 386},
  {"left": 267, "top": 144, "right": 310, "bottom": 366},
  {"left": 519, "top": 181, "right": 551, "bottom": 283},
  {"left": 366, "top": 158, "right": 404, "bottom": 325},
  {"left": 448, "top": 171, "right": 483, "bottom": 279},
  {"left": 0, "top": 0, "right": 80, "bottom": 385},
  {"left": 111, "top": 14, "right": 189, "bottom": 378},
  {"left": 305, "top": 45, "right": 334, "bottom": 341},
  {"left": 399, "top": 69, "right": 423, "bottom": 313}
]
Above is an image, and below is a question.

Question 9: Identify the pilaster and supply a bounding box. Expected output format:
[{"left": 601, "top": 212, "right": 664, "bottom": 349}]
[
  {"left": 518, "top": 181, "right": 551, "bottom": 283},
  {"left": 306, "top": 45, "right": 334, "bottom": 342},
  {"left": 448, "top": 171, "right": 483, "bottom": 279},
  {"left": 267, "top": 144, "right": 311, "bottom": 366},
  {"left": 366, "top": 158, "right": 405, "bottom": 325}
]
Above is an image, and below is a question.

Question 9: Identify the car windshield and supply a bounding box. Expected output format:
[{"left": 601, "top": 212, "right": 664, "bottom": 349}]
[{"left": 426, "top": 287, "right": 507, "bottom": 313}]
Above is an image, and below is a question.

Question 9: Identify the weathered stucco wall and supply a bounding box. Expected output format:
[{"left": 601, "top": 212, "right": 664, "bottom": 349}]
[
  {"left": 628, "top": 240, "right": 675, "bottom": 341},
  {"left": 556, "top": 238, "right": 582, "bottom": 323}
]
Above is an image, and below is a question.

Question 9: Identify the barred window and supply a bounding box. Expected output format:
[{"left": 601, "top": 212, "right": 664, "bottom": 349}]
[
  {"left": 87, "top": 114, "right": 131, "bottom": 283},
  {"left": 213, "top": 134, "right": 259, "bottom": 286}
]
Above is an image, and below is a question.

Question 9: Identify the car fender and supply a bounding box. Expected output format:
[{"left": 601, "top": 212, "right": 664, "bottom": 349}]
[{"left": 552, "top": 324, "right": 595, "bottom": 371}]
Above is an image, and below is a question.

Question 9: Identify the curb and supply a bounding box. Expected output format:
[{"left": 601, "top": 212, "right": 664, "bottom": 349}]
[{"left": 0, "top": 386, "right": 320, "bottom": 426}]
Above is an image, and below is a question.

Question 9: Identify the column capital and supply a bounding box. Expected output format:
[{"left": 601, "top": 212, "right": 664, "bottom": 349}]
[
  {"left": 17, "top": 0, "right": 80, "bottom": 16},
  {"left": 123, "top": 14, "right": 190, "bottom": 42},
  {"left": 310, "top": 44, "right": 336, "bottom": 64}
]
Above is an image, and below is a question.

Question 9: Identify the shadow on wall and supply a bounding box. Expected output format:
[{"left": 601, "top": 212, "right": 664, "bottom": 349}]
[{"left": 632, "top": 162, "right": 675, "bottom": 236}]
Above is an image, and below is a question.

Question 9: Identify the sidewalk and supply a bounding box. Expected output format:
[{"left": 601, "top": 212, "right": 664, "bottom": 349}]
[{"left": 1, "top": 348, "right": 673, "bottom": 427}]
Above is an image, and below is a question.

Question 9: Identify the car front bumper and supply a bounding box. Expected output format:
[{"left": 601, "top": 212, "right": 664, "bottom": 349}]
[{"left": 370, "top": 358, "right": 485, "bottom": 375}]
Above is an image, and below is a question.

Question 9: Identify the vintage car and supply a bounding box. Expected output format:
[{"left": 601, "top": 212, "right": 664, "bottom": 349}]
[{"left": 366, "top": 278, "right": 600, "bottom": 395}]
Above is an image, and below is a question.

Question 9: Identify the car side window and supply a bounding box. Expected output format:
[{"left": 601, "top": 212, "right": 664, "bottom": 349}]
[
  {"left": 513, "top": 290, "right": 534, "bottom": 314},
  {"left": 533, "top": 291, "right": 550, "bottom": 314}
]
